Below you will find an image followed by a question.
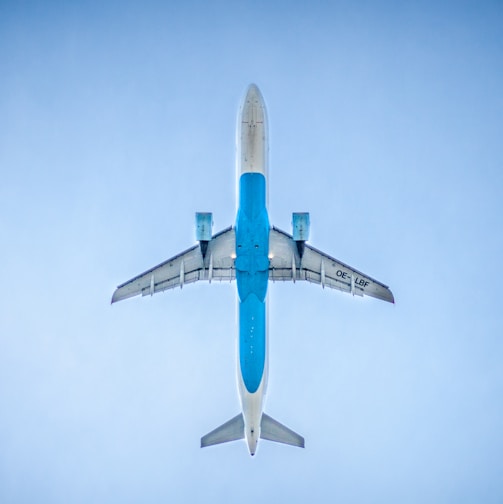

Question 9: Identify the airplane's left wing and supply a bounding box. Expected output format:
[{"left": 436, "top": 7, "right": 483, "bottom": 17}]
[
  {"left": 111, "top": 226, "right": 235, "bottom": 303},
  {"left": 269, "top": 226, "right": 394, "bottom": 303}
]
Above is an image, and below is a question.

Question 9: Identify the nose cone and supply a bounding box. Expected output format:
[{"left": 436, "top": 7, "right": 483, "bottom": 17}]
[
  {"left": 244, "top": 83, "right": 265, "bottom": 108},
  {"left": 237, "top": 83, "right": 268, "bottom": 178}
]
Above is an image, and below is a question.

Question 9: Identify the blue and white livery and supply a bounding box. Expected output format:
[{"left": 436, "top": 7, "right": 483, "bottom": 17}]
[{"left": 112, "top": 84, "right": 394, "bottom": 456}]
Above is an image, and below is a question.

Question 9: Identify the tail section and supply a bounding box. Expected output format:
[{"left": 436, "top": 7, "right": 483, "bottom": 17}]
[
  {"left": 260, "top": 413, "right": 305, "bottom": 448},
  {"left": 201, "top": 414, "right": 244, "bottom": 447},
  {"left": 200, "top": 412, "right": 304, "bottom": 451}
]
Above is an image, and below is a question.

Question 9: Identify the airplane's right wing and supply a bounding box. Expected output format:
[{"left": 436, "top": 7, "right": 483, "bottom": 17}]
[
  {"left": 269, "top": 226, "right": 394, "bottom": 303},
  {"left": 112, "top": 226, "right": 236, "bottom": 303}
]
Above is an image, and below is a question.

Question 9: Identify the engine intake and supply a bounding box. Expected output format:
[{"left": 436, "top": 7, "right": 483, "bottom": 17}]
[
  {"left": 292, "top": 212, "right": 310, "bottom": 257},
  {"left": 196, "top": 212, "right": 213, "bottom": 257}
]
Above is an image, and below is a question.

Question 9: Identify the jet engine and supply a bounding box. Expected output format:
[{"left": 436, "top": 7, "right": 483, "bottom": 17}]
[
  {"left": 292, "top": 212, "right": 310, "bottom": 257},
  {"left": 195, "top": 212, "right": 213, "bottom": 257}
]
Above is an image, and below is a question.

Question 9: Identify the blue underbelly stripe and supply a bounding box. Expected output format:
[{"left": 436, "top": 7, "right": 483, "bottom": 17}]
[
  {"left": 239, "top": 293, "right": 266, "bottom": 393},
  {"left": 235, "top": 173, "right": 269, "bottom": 393}
]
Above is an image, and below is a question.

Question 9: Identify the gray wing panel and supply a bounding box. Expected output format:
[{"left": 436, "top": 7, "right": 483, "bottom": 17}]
[
  {"left": 201, "top": 414, "right": 244, "bottom": 448},
  {"left": 111, "top": 226, "right": 236, "bottom": 303},
  {"left": 205, "top": 226, "right": 236, "bottom": 282},
  {"left": 260, "top": 413, "right": 304, "bottom": 448},
  {"left": 269, "top": 226, "right": 394, "bottom": 303}
]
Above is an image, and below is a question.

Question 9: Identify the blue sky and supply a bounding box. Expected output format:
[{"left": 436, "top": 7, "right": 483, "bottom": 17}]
[{"left": 1, "top": 1, "right": 502, "bottom": 502}]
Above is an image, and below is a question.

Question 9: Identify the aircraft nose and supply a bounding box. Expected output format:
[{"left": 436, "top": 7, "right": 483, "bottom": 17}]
[
  {"left": 245, "top": 83, "right": 264, "bottom": 107},
  {"left": 238, "top": 83, "right": 268, "bottom": 178}
]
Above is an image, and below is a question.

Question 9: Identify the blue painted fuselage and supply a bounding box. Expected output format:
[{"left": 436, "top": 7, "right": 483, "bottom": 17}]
[{"left": 235, "top": 173, "right": 269, "bottom": 393}]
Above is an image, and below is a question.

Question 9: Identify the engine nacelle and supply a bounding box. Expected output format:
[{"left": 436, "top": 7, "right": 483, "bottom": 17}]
[
  {"left": 292, "top": 212, "right": 310, "bottom": 258},
  {"left": 292, "top": 212, "right": 310, "bottom": 241},
  {"left": 196, "top": 212, "right": 213, "bottom": 257},
  {"left": 196, "top": 212, "right": 213, "bottom": 241}
]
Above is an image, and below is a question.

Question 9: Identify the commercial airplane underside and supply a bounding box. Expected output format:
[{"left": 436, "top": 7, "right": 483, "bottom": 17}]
[{"left": 111, "top": 84, "right": 394, "bottom": 456}]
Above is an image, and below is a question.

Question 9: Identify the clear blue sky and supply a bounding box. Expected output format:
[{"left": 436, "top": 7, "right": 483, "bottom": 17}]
[{"left": 1, "top": 1, "right": 502, "bottom": 502}]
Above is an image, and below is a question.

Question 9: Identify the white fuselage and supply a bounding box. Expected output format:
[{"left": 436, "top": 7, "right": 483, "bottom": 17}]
[{"left": 235, "top": 84, "right": 269, "bottom": 456}]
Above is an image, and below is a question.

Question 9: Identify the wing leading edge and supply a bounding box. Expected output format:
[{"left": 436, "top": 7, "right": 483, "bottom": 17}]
[
  {"left": 111, "top": 226, "right": 235, "bottom": 303},
  {"left": 268, "top": 226, "right": 394, "bottom": 303}
]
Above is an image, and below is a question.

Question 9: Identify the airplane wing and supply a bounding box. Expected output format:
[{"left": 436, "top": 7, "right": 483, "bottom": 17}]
[
  {"left": 111, "top": 226, "right": 236, "bottom": 303},
  {"left": 268, "top": 226, "right": 394, "bottom": 303}
]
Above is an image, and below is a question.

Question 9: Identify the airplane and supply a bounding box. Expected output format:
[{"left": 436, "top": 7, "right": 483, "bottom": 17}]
[{"left": 111, "top": 84, "right": 394, "bottom": 456}]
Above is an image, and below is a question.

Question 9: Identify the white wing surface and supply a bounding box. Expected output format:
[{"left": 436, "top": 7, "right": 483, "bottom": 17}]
[
  {"left": 269, "top": 227, "right": 394, "bottom": 303},
  {"left": 111, "top": 227, "right": 236, "bottom": 303}
]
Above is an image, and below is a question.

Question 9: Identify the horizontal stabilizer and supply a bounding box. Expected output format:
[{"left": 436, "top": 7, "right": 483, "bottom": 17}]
[
  {"left": 201, "top": 414, "right": 244, "bottom": 448},
  {"left": 260, "top": 413, "right": 305, "bottom": 448}
]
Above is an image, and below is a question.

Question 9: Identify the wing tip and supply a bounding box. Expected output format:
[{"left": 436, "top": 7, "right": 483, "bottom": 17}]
[
  {"left": 111, "top": 288, "right": 133, "bottom": 304},
  {"left": 388, "top": 290, "right": 395, "bottom": 304},
  {"left": 111, "top": 290, "right": 119, "bottom": 304}
]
